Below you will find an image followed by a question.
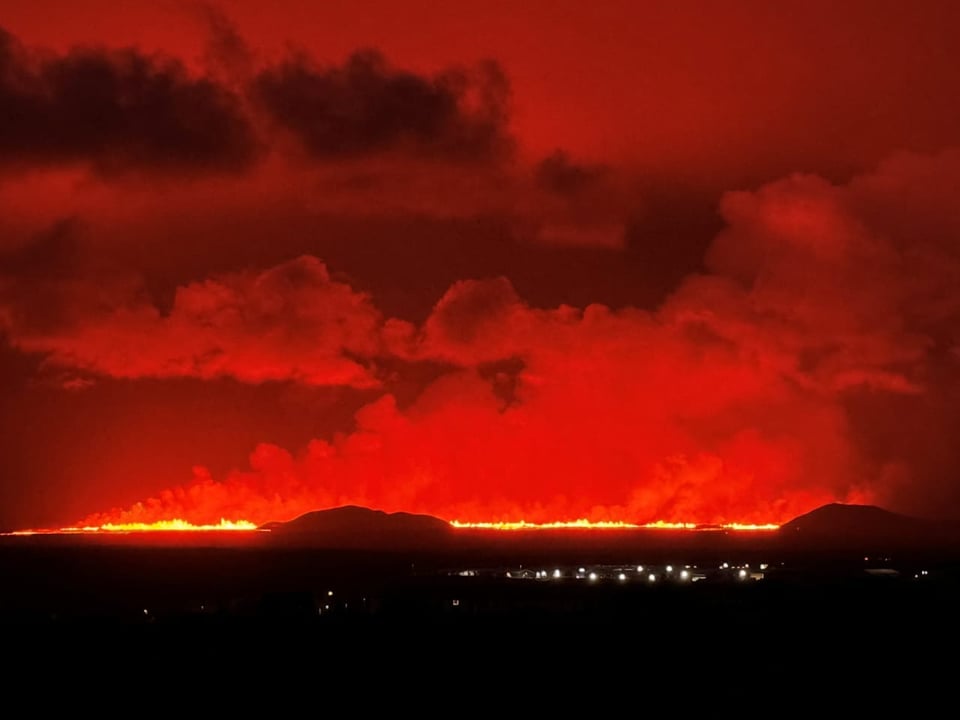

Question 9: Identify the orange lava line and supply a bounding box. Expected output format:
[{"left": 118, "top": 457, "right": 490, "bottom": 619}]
[
  {"left": 449, "top": 519, "right": 780, "bottom": 531},
  {"left": 2, "top": 518, "right": 260, "bottom": 535},
  {"left": 4, "top": 517, "right": 781, "bottom": 536}
]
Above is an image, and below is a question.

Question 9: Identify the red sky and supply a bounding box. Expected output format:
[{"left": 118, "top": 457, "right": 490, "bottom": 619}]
[{"left": 2, "top": 1, "right": 960, "bottom": 528}]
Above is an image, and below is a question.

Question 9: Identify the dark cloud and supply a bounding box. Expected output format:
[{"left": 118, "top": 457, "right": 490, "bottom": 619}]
[
  {"left": 526, "top": 150, "right": 632, "bottom": 249},
  {"left": 0, "top": 24, "right": 515, "bottom": 175},
  {"left": 535, "top": 150, "right": 607, "bottom": 195},
  {"left": 0, "top": 26, "right": 258, "bottom": 174},
  {"left": 252, "top": 49, "right": 513, "bottom": 161}
]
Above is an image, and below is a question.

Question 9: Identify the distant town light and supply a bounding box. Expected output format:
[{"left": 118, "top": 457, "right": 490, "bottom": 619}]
[
  {"left": 666, "top": 565, "right": 673, "bottom": 573},
  {"left": 553, "top": 569, "right": 562, "bottom": 579},
  {"left": 637, "top": 566, "right": 644, "bottom": 573},
  {"left": 589, "top": 572, "right": 598, "bottom": 582},
  {"left": 680, "top": 570, "right": 690, "bottom": 580},
  {"left": 738, "top": 569, "right": 748, "bottom": 579},
  {"left": 648, "top": 574, "right": 656, "bottom": 583},
  {"left": 618, "top": 573, "right": 627, "bottom": 582}
]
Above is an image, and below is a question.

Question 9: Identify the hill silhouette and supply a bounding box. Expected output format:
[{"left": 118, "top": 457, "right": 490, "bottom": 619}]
[
  {"left": 262, "top": 505, "right": 454, "bottom": 548},
  {"left": 779, "top": 503, "right": 937, "bottom": 549},
  {"left": 260, "top": 502, "right": 957, "bottom": 553}
]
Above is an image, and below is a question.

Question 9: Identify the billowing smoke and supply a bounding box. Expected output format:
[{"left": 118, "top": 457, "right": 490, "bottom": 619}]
[
  {"left": 1, "top": 255, "right": 384, "bottom": 388},
  {"left": 52, "top": 149, "right": 960, "bottom": 525}
]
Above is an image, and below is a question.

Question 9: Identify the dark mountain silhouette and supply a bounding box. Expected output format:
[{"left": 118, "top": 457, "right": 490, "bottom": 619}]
[
  {"left": 262, "top": 505, "right": 454, "bottom": 548},
  {"left": 259, "top": 501, "right": 958, "bottom": 553},
  {"left": 779, "top": 503, "right": 940, "bottom": 549}
]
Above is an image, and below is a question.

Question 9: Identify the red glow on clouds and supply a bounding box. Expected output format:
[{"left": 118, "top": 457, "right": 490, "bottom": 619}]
[
  {"left": 69, "top": 151, "right": 960, "bottom": 529},
  {"left": 3, "top": 6, "right": 960, "bottom": 531}
]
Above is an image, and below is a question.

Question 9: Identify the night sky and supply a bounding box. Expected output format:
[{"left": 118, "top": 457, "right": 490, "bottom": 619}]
[{"left": 3, "top": 1, "right": 960, "bottom": 529}]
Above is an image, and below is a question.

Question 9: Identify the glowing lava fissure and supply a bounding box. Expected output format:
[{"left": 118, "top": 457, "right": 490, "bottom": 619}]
[
  {"left": 449, "top": 520, "right": 780, "bottom": 531},
  {"left": 3, "top": 516, "right": 780, "bottom": 535},
  {"left": 3, "top": 519, "right": 260, "bottom": 535}
]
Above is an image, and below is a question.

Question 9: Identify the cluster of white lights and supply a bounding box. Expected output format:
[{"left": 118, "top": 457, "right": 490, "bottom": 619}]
[{"left": 490, "top": 560, "right": 767, "bottom": 583}]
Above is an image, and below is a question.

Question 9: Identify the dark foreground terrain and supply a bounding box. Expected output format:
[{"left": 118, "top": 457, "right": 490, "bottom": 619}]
[{"left": 2, "top": 530, "right": 958, "bottom": 705}]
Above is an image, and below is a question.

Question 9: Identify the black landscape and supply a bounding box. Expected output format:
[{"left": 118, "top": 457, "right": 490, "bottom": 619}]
[{"left": 2, "top": 503, "right": 959, "bottom": 701}]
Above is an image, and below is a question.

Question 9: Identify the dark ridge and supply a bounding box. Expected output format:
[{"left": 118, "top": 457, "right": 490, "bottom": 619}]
[
  {"left": 262, "top": 505, "right": 453, "bottom": 548},
  {"left": 258, "top": 502, "right": 960, "bottom": 556},
  {"left": 778, "top": 503, "right": 938, "bottom": 549}
]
